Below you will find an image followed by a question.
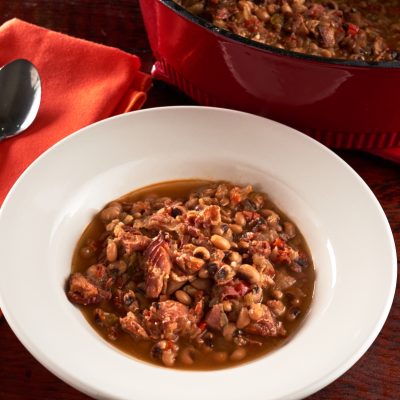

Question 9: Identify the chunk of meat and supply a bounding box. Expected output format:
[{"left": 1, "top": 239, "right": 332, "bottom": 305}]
[
  {"left": 133, "top": 210, "right": 178, "bottom": 232},
  {"left": 271, "top": 238, "right": 298, "bottom": 264},
  {"left": 248, "top": 240, "right": 271, "bottom": 257},
  {"left": 144, "top": 300, "right": 200, "bottom": 340},
  {"left": 244, "top": 304, "right": 285, "bottom": 337},
  {"left": 176, "top": 253, "right": 205, "bottom": 274},
  {"left": 219, "top": 281, "right": 250, "bottom": 301},
  {"left": 307, "top": 3, "right": 325, "bottom": 18},
  {"left": 192, "top": 296, "right": 205, "bottom": 323},
  {"left": 229, "top": 185, "right": 253, "bottom": 205},
  {"left": 67, "top": 273, "right": 109, "bottom": 305},
  {"left": 85, "top": 264, "right": 108, "bottom": 286},
  {"left": 144, "top": 233, "right": 172, "bottom": 298},
  {"left": 289, "top": 14, "right": 309, "bottom": 36},
  {"left": 373, "top": 37, "right": 387, "bottom": 57},
  {"left": 267, "top": 300, "right": 286, "bottom": 317},
  {"left": 318, "top": 22, "right": 336, "bottom": 48},
  {"left": 205, "top": 304, "right": 228, "bottom": 331},
  {"left": 120, "top": 312, "right": 149, "bottom": 340},
  {"left": 147, "top": 211, "right": 178, "bottom": 231},
  {"left": 118, "top": 231, "right": 151, "bottom": 255},
  {"left": 194, "top": 205, "right": 221, "bottom": 227},
  {"left": 174, "top": 244, "right": 205, "bottom": 274},
  {"left": 131, "top": 200, "right": 151, "bottom": 215},
  {"left": 94, "top": 308, "right": 120, "bottom": 340}
]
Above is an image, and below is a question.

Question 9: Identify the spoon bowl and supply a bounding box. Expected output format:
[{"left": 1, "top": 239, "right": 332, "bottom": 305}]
[{"left": 0, "top": 59, "right": 41, "bottom": 140}]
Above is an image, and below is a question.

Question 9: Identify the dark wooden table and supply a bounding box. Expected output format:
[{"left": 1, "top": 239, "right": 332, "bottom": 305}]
[{"left": 0, "top": 1, "right": 399, "bottom": 399}]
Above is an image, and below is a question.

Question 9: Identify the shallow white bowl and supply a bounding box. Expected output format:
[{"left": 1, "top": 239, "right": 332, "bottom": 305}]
[{"left": 0, "top": 107, "right": 396, "bottom": 400}]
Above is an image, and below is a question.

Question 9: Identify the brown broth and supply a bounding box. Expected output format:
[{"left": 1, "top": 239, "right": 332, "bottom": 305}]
[{"left": 71, "top": 180, "right": 315, "bottom": 370}]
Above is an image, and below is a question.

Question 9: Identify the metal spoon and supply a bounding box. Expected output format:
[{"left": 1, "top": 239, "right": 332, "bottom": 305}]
[{"left": 0, "top": 59, "right": 41, "bottom": 141}]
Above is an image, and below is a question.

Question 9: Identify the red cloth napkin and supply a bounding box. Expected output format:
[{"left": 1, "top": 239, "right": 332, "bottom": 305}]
[{"left": 0, "top": 18, "right": 151, "bottom": 205}]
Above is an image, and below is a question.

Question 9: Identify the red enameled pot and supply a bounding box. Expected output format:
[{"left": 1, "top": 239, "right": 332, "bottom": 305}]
[{"left": 139, "top": 0, "right": 400, "bottom": 149}]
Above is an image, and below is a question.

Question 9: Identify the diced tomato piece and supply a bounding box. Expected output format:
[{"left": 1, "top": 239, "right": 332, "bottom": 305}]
[
  {"left": 198, "top": 321, "right": 207, "bottom": 331},
  {"left": 234, "top": 281, "right": 250, "bottom": 297},
  {"left": 273, "top": 238, "right": 285, "bottom": 248},
  {"left": 347, "top": 23, "right": 359, "bottom": 36}
]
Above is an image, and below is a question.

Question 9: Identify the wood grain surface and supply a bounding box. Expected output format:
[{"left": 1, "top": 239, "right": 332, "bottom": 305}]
[{"left": 0, "top": 1, "right": 399, "bottom": 399}]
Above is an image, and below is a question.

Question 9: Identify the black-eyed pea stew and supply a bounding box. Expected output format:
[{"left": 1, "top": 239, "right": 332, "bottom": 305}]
[
  {"left": 175, "top": 0, "right": 400, "bottom": 62},
  {"left": 67, "top": 180, "right": 315, "bottom": 370}
]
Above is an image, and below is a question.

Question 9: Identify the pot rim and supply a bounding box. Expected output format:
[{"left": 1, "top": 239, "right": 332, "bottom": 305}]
[{"left": 159, "top": 0, "right": 400, "bottom": 69}]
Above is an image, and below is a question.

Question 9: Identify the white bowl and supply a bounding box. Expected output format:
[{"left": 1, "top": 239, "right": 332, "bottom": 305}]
[{"left": 0, "top": 107, "right": 396, "bottom": 400}]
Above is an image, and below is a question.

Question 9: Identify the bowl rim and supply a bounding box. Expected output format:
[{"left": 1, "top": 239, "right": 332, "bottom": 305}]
[{"left": 158, "top": 0, "right": 400, "bottom": 69}]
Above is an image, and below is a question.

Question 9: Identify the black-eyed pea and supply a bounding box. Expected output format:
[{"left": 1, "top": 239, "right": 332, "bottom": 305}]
[
  {"left": 229, "top": 224, "right": 243, "bottom": 234},
  {"left": 212, "top": 226, "right": 225, "bottom": 236},
  {"left": 212, "top": 351, "right": 228, "bottom": 363},
  {"left": 106, "top": 220, "right": 118, "bottom": 232},
  {"left": 187, "top": 2, "right": 204, "bottom": 15},
  {"left": 162, "top": 350, "right": 177, "bottom": 367},
  {"left": 179, "top": 347, "right": 196, "bottom": 365},
  {"left": 319, "top": 49, "right": 333, "bottom": 58},
  {"left": 230, "top": 348, "right": 247, "bottom": 361},
  {"left": 214, "top": 264, "right": 235, "bottom": 285},
  {"left": 250, "top": 285, "right": 263, "bottom": 303},
  {"left": 108, "top": 260, "right": 127, "bottom": 275},
  {"left": 193, "top": 246, "right": 210, "bottom": 260},
  {"left": 123, "top": 214, "right": 134, "bottom": 224},
  {"left": 189, "top": 256, "right": 205, "bottom": 271},
  {"left": 236, "top": 307, "right": 251, "bottom": 329},
  {"left": 166, "top": 279, "right": 185, "bottom": 295},
  {"left": 243, "top": 293, "right": 254, "bottom": 307},
  {"left": 272, "top": 289, "right": 284, "bottom": 300},
  {"left": 281, "top": 1, "right": 293, "bottom": 14},
  {"left": 237, "top": 264, "right": 260, "bottom": 284},
  {"left": 230, "top": 261, "right": 238, "bottom": 269},
  {"left": 211, "top": 234, "right": 231, "bottom": 250},
  {"left": 267, "top": 229, "right": 279, "bottom": 242},
  {"left": 184, "top": 285, "right": 198, "bottom": 297},
  {"left": 254, "top": 7, "right": 269, "bottom": 21},
  {"left": 286, "top": 307, "right": 301, "bottom": 321},
  {"left": 198, "top": 267, "right": 209, "bottom": 279},
  {"left": 252, "top": 253, "right": 265, "bottom": 266},
  {"left": 238, "top": 240, "right": 249, "bottom": 249},
  {"left": 80, "top": 245, "right": 95, "bottom": 259},
  {"left": 261, "top": 209, "right": 280, "bottom": 228},
  {"left": 222, "top": 300, "right": 233, "bottom": 312},
  {"left": 175, "top": 290, "right": 192, "bottom": 306},
  {"left": 235, "top": 211, "right": 246, "bottom": 226},
  {"left": 222, "top": 323, "right": 236, "bottom": 341},
  {"left": 230, "top": 241, "right": 239, "bottom": 250},
  {"left": 291, "top": 297, "right": 301, "bottom": 306},
  {"left": 191, "top": 278, "right": 211, "bottom": 291},
  {"left": 249, "top": 303, "right": 264, "bottom": 321},
  {"left": 100, "top": 203, "right": 122, "bottom": 223},
  {"left": 229, "top": 251, "right": 242, "bottom": 263},
  {"left": 283, "top": 221, "right": 296, "bottom": 238},
  {"left": 113, "top": 222, "right": 125, "bottom": 237},
  {"left": 106, "top": 240, "right": 118, "bottom": 262}
]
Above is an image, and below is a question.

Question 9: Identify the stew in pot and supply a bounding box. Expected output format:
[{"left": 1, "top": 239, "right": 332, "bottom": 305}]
[{"left": 175, "top": 0, "right": 400, "bottom": 62}]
